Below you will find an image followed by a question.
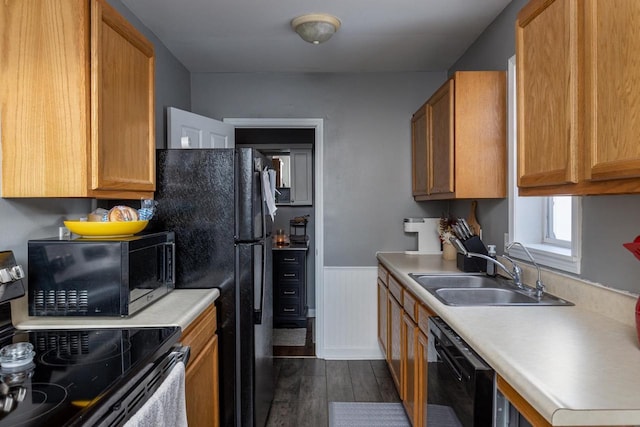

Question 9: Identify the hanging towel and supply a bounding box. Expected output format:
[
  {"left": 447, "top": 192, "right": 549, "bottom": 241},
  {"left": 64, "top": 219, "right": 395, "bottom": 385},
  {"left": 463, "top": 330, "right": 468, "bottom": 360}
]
[
  {"left": 262, "top": 168, "right": 277, "bottom": 220},
  {"left": 123, "top": 362, "right": 188, "bottom": 427}
]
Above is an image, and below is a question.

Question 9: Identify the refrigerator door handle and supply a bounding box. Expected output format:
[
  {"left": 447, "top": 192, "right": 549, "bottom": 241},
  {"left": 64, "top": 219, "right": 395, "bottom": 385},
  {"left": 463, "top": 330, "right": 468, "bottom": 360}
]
[{"left": 254, "top": 240, "right": 266, "bottom": 325}]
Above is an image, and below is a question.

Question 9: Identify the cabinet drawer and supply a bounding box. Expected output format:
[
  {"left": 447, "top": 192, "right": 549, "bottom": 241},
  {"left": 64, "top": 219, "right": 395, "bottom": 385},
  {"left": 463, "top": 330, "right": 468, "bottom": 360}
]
[
  {"left": 181, "top": 304, "right": 217, "bottom": 361},
  {"left": 274, "top": 251, "right": 304, "bottom": 266},
  {"left": 418, "top": 304, "right": 434, "bottom": 336},
  {"left": 276, "top": 266, "right": 303, "bottom": 283},
  {"left": 403, "top": 290, "right": 417, "bottom": 322},
  {"left": 378, "top": 264, "right": 389, "bottom": 285},
  {"left": 388, "top": 275, "right": 403, "bottom": 304},
  {"left": 278, "top": 286, "right": 300, "bottom": 298},
  {"left": 276, "top": 298, "right": 301, "bottom": 316}
]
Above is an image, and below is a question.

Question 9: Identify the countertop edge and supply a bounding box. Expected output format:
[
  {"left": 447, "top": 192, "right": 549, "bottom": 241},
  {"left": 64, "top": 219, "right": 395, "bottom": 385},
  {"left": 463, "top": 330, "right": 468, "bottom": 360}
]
[
  {"left": 13, "top": 289, "right": 220, "bottom": 331},
  {"left": 376, "top": 252, "right": 640, "bottom": 426}
]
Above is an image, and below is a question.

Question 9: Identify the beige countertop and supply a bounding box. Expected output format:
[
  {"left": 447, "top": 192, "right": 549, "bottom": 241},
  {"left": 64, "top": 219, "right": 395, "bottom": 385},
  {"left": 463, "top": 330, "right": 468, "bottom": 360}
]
[
  {"left": 12, "top": 289, "right": 220, "bottom": 331},
  {"left": 377, "top": 252, "right": 640, "bottom": 426}
]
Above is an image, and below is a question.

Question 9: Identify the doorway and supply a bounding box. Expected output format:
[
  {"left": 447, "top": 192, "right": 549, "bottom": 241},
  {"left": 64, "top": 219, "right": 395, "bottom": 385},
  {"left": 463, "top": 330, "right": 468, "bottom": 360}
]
[{"left": 224, "top": 118, "right": 325, "bottom": 359}]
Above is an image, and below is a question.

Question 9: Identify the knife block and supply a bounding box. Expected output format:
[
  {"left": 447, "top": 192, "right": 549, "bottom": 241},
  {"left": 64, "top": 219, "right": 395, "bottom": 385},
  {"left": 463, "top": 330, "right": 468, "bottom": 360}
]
[{"left": 456, "top": 236, "right": 489, "bottom": 272}]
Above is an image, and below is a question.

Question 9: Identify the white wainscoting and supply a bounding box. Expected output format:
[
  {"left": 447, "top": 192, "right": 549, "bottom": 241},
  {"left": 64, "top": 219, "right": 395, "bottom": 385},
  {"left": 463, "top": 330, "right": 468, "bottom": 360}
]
[{"left": 321, "top": 267, "right": 385, "bottom": 360}]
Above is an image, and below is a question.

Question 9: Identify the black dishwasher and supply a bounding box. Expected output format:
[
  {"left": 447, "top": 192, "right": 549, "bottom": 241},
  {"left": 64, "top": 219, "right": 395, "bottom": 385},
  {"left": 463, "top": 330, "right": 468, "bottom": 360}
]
[{"left": 428, "top": 316, "right": 494, "bottom": 427}]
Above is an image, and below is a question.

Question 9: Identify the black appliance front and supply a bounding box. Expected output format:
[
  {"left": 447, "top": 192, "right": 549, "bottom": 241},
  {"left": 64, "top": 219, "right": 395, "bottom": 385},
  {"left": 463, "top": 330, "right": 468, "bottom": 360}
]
[
  {"left": 153, "top": 148, "right": 274, "bottom": 427},
  {"left": 427, "top": 316, "right": 493, "bottom": 427},
  {"left": 27, "top": 232, "right": 175, "bottom": 317},
  {"left": 0, "top": 325, "right": 181, "bottom": 427}
]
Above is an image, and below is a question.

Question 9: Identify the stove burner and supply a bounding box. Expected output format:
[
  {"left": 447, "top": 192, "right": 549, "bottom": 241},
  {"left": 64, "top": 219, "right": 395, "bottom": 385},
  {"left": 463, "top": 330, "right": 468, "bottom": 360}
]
[
  {"left": 35, "top": 332, "right": 132, "bottom": 367},
  {"left": 0, "top": 383, "right": 67, "bottom": 425}
]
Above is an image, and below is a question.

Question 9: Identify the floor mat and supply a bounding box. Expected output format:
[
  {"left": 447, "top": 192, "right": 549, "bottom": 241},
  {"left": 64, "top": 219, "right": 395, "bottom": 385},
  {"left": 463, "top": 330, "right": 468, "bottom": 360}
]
[
  {"left": 328, "top": 402, "right": 409, "bottom": 427},
  {"left": 328, "top": 402, "right": 462, "bottom": 427},
  {"left": 273, "top": 328, "right": 307, "bottom": 346}
]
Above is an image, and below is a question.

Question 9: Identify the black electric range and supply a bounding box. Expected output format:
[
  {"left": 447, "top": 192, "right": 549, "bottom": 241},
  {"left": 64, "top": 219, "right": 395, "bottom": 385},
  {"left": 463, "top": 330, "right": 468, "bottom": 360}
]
[{"left": 0, "top": 251, "right": 184, "bottom": 427}]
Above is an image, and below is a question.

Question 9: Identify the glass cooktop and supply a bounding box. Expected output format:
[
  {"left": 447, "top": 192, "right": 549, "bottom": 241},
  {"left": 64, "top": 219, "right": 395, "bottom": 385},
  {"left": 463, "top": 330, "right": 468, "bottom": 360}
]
[{"left": 0, "top": 326, "right": 180, "bottom": 427}]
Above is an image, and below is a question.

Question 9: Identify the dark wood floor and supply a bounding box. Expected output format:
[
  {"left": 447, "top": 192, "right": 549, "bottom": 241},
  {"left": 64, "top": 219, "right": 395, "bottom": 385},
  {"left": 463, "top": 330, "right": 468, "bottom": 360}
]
[
  {"left": 274, "top": 318, "right": 315, "bottom": 357},
  {"left": 266, "top": 358, "right": 400, "bottom": 427}
]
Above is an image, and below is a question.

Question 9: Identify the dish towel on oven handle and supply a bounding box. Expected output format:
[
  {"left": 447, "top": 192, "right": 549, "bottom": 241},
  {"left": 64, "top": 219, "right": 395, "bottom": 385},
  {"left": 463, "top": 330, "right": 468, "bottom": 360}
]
[
  {"left": 123, "top": 361, "right": 188, "bottom": 427},
  {"left": 262, "top": 167, "right": 277, "bottom": 221}
]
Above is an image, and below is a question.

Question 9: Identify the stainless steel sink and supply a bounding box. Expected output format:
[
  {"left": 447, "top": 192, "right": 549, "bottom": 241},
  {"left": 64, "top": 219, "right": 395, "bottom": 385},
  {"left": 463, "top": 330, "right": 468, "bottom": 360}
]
[
  {"left": 408, "top": 273, "right": 573, "bottom": 306},
  {"left": 409, "top": 274, "right": 511, "bottom": 289}
]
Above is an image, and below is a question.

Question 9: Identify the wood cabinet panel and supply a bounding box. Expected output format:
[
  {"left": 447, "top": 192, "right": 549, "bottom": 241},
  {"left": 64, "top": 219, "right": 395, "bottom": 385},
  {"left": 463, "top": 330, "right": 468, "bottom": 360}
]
[
  {"left": 402, "top": 311, "right": 417, "bottom": 426},
  {"left": 412, "top": 71, "right": 506, "bottom": 201},
  {"left": 378, "top": 264, "right": 389, "bottom": 285},
  {"left": 182, "top": 304, "right": 219, "bottom": 427},
  {"left": 0, "top": 0, "right": 155, "bottom": 199},
  {"left": 416, "top": 330, "right": 429, "bottom": 427},
  {"left": 584, "top": 0, "right": 640, "bottom": 182},
  {"left": 411, "top": 103, "right": 429, "bottom": 196},
  {"left": 378, "top": 279, "right": 389, "bottom": 358},
  {"left": 388, "top": 275, "right": 403, "bottom": 304},
  {"left": 516, "top": 0, "right": 579, "bottom": 188},
  {"left": 517, "top": 0, "right": 640, "bottom": 196},
  {"left": 388, "top": 292, "right": 403, "bottom": 397},
  {"left": 429, "top": 80, "right": 455, "bottom": 196},
  {"left": 92, "top": 0, "right": 155, "bottom": 192},
  {"left": 185, "top": 335, "right": 219, "bottom": 427}
]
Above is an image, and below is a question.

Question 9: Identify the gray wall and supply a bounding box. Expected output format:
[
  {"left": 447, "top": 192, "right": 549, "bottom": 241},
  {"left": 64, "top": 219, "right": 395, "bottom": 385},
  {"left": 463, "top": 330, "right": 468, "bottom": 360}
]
[
  {"left": 190, "top": 72, "right": 449, "bottom": 266},
  {"left": 448, "top": 0, "right": 640, "bottom": 294},
  {"left": 0, "top": 1, "right": 190, "bottom": 269}
]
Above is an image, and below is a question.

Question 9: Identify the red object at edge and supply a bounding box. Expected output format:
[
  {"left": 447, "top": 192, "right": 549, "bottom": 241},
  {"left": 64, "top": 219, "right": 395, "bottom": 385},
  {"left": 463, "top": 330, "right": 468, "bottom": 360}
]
[{"left": 623, "top": 235, "right": 640, "bottom": 262}]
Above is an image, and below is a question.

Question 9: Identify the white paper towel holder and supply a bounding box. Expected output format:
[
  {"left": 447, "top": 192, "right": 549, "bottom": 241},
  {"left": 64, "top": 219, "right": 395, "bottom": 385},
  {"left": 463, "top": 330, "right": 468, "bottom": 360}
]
[{"left": 404, "top": 218, "right": 441, "bottom": 255}]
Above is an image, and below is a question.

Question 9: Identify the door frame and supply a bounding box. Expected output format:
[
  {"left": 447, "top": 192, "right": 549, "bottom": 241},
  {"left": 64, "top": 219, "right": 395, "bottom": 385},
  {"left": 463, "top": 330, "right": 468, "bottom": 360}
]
[{"left": 223, "top": 118, "right": 326, "bottom": 358}]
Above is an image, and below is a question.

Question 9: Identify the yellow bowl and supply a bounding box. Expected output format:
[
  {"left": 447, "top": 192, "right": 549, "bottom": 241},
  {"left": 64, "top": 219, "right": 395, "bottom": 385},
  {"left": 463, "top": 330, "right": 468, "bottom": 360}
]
[{"left": 64, "top": 220, "right": 149, "bottom": 238}]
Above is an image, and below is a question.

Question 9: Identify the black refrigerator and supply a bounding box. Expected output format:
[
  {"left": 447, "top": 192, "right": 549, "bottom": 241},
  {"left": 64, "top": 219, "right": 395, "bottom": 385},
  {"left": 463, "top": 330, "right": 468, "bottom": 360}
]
[{"left": 151, "top": 148, "right": 274, "bottom": 427}]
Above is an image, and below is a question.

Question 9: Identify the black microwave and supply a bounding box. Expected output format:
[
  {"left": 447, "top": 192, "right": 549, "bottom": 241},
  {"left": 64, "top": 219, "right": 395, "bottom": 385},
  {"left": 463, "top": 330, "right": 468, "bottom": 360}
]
[{"left": 28, "top": 231, "right": 175, "bottom": 317}]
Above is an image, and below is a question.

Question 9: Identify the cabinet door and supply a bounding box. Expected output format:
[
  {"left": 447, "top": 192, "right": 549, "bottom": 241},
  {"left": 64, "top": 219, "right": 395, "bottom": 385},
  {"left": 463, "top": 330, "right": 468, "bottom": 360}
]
[
  {"left": 416, "top": 330, "right": 429, "bottom": 427},
  {"left": 185, "top": 335, "right": 219, "bottom": 427},
  {"left": 388, "top": 293, "right": 403, "bottom": 398},
  {"left": 402, "top": 312, "right": 417, "bottom": 426},
  {"left": 91, "top": 0, "right": 155, "bottom": 192},
  {"left": 584, "top": 0, "right": 640, "bottom": 182},
  {"left": 290, "top": 148, "right": 313, "bottom": 205},
  {"left": 0, "top": 0, "right": 91, "bottom": 198},
  {"left": 516, "top": 0, "right": 579, "bottom": 188},
  {"left": 428, "top": 80, "right": 455, "bottom": 195},
  {"left": 411, "top": 104, "right": 429, "bottom": 196},
  {"left": 377, "top": 279, "right": 389, "bottom": 357}
]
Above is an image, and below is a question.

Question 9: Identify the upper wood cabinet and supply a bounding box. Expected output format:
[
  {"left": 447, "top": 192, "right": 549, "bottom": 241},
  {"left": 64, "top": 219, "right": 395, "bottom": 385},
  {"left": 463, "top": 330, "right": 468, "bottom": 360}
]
[
  {"left": 516, "top": 0, "right": 640, "bottom": 196},
  {"left": 412, "top": 71, "right": 507, "bottom": 201},
  {"left": 0, "top": 0, "right": 155, "bottom": 199}
]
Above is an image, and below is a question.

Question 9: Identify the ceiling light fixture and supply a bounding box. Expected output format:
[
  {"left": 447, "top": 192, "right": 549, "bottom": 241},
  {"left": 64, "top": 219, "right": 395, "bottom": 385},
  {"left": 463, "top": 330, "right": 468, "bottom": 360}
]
[{"left": 291, "top": 13, "right": 341, "bottom": 45}]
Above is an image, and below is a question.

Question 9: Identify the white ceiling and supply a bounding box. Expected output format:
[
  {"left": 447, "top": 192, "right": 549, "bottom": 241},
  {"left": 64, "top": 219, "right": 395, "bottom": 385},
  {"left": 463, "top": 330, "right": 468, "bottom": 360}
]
[{"left": 121, "top": 0, "right": 512, "bottom": 73}]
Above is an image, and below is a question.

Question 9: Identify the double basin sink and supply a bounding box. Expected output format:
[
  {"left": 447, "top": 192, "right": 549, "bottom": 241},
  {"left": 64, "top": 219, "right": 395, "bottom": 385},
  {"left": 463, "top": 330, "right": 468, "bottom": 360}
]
[{"left": 408, "top": 274, "right": 573, "bottom": 306}]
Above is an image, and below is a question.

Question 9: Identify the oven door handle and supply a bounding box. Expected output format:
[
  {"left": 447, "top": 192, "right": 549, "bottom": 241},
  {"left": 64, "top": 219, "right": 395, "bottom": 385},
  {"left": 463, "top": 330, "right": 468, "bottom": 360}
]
[
  {"left": 170, "top": 344, "right": 191, "bottom": 367},
  {"left": 433, "top": 335, "right": 470, "bottom": 383}
]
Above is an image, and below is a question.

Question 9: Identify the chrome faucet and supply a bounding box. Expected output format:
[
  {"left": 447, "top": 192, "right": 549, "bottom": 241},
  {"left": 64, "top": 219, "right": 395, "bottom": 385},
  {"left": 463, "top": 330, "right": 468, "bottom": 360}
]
[
  {"left": 449, "top": 237, "right": 547, "bottom": 296},
  {"left": 449, "top": 237, "right": 523, "bottom": 285},
  {"left": 506, "top": 242, "right": 545, "bottom": 298}
]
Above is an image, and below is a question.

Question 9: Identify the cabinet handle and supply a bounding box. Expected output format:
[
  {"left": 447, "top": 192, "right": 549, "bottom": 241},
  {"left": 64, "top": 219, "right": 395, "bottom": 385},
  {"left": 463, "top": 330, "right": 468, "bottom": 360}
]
[
  {"left": 283, "top": 273, "right": 296, "bottom": 278},
  {"left": 283, "top": 258, "right": 296, "bottom": 262},
  {"left": 283, "top": 291, "right": 296, "bottom": 295},
  {"left": 283, "top": 308, "right": 296, "bottom": 312}
]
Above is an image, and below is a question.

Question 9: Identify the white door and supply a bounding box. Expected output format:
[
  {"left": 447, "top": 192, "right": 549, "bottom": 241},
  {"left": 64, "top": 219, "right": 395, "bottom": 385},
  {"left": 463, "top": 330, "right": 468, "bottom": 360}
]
[{"left": 167, "top": 107, "right": 235, "bottom": 148}]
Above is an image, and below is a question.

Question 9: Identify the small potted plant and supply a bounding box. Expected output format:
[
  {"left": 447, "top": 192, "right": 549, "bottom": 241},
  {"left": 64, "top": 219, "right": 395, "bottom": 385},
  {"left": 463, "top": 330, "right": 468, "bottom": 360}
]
[{"left": 439, "top": 214, "right": 457, "bottom": 260}]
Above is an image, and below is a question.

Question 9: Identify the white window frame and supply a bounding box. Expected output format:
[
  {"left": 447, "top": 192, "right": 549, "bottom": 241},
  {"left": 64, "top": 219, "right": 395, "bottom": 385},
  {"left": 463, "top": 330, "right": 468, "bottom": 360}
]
[{"left": 506, "top": 55, "right": 582, "bottom": 274}]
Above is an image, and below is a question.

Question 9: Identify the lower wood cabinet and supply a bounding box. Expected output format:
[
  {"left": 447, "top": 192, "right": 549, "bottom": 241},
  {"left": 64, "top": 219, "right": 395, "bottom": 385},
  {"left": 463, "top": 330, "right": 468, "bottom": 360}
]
[
  {"left": 388, "top": 291, "right": 403, "bottom": 396},
  {"left": 402, "top": 311, "right": 418, "bottom": 425},
  {"left": 181, "top": 304, "right": 219, "bottom": 427},
  {"left": 378, "top": 262, "right": 434, "bottom": 427}
]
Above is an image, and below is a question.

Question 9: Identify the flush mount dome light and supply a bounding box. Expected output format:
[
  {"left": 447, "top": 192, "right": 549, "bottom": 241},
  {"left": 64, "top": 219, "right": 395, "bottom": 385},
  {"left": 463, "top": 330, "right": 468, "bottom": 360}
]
[{"left": 291, "top": 13, "right": 341, "bottom": 45}]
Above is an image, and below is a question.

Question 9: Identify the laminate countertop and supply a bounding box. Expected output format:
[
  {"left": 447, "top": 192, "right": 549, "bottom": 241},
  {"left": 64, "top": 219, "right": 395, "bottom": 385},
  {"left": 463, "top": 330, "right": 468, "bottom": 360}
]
[
  {"left": 12, "top": 289, "right": 220, "bottom": 331},
  {"left": 377, "top": 252, "right": 640, "bottom": 426}
]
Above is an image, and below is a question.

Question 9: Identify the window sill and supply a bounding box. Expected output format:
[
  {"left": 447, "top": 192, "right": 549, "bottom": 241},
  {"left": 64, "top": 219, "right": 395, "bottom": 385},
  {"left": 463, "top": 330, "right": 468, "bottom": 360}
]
[{"left": 507, "top": 243, "right": 580, "bottom": 275}]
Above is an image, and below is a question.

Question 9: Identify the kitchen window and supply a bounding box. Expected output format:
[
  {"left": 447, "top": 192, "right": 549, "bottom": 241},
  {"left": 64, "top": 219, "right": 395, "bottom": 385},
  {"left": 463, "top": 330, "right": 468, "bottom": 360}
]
[{"left": 506, "top": 55, "right": 582, "bottom": 274}]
